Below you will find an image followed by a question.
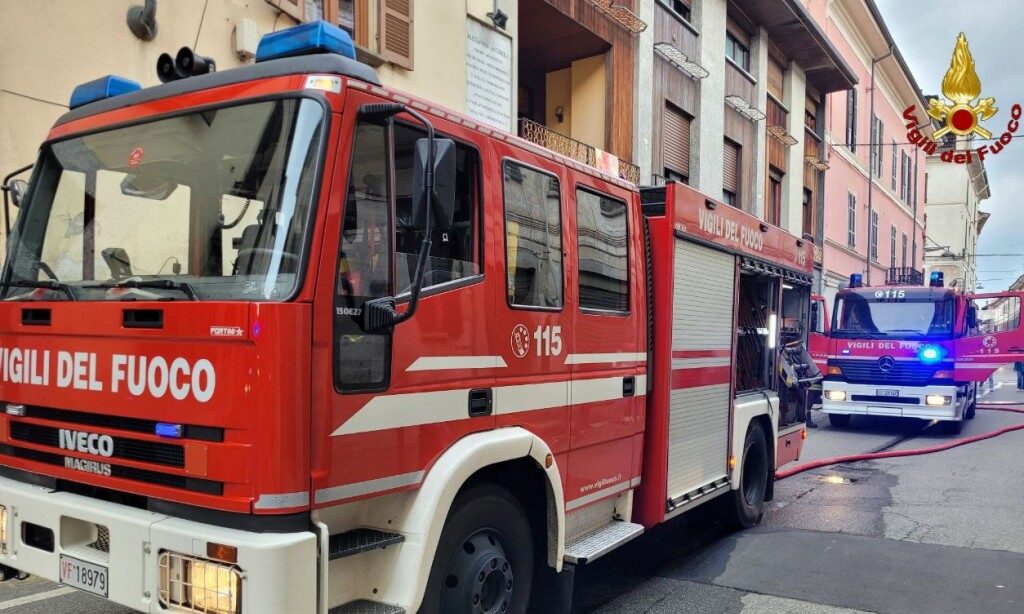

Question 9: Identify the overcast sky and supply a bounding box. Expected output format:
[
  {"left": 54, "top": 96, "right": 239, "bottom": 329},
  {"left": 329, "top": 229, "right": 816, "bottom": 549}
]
[{"left": 876, "top": 0, "right": 1024, "bottom": 290}]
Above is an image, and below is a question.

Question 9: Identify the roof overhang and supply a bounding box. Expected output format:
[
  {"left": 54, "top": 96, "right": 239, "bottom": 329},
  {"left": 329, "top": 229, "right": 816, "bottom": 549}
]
[
  {"left": 977, "top": 211, "right": 991, "bottom": 235},
  {"left": 731, "top": 0, "right": 858, "bottom": 93}
]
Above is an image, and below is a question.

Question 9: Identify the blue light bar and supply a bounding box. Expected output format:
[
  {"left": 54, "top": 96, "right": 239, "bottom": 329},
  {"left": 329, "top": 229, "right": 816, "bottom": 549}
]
[
  {"left": 256, "top": 20, "right": 356, "bottom": 63},
  {"left": 930, "top": 271, "right": 944, "bottom": 287},
  {"left": 918, "top": 344, "right": 944, "bottom": 364},
  {"left": 849, "top": 273, "right": 863, "bottom": 288},
  {"left": 69, "top": 75, "right": 141, "bottom": 109},
  {"left": 155, "top": 422, "right": 184, "bottom": 439}
]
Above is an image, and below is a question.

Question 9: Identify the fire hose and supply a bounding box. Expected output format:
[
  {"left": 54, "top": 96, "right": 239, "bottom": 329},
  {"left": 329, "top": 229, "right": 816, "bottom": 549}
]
[{"left": 776, "top": 404, "right": 1024, "bottom": 480}]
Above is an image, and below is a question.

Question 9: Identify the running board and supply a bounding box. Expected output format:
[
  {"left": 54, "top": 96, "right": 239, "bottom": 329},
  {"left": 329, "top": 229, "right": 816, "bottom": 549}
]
[
  {"left": 330, "top": 600, "right": 405, "bottom": 614},
  {"left": 563, "top": 520, "right": 644, "bottom": 564},
  {"left": 328, "top": 528, "right": 405, "bottom": 560}
]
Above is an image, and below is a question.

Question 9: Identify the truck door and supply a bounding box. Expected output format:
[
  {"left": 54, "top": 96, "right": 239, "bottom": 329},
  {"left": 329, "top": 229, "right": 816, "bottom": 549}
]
[
  {"left": 311, "top": 93, "right": 499, "bottom": 506},
  {"left": 564, "top": 182, "right": 645, "bottom": 509},
  {"left": 492, "top": 155, "right": 572, "bottom": 475},
  {"left": 809, "top": 295, "right": 830, "bottom": 372},
  {"left": 955, "top": 292, "right": 1024, "bottom": 382}
]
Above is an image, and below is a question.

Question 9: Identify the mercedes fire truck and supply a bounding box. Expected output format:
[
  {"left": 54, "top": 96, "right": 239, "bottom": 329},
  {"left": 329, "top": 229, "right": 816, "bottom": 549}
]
[
  {"left": 0, "top": 21, "right": 820, "bottom": 614},
  {"left": 822, "top": 271, "right": 1024, "bottom": 433}
]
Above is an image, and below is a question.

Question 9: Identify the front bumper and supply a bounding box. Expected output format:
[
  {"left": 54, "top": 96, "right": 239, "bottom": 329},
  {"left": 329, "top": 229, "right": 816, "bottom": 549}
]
[
  {"left": 0, "top": 474, "right": 317, "bottom": 613},
  {"left": 821, "top": 381, "right": 965, "bottom": 421}
]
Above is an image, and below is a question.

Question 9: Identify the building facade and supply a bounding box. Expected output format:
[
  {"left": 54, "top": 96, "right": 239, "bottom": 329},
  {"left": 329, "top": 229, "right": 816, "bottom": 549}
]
[
  {"left": 923, "top": 135, "right": 990, "bottom": 292},
  {"left": 638, "top": 0, "right": 855, "bottom": 242},
  {"left": 801, "top": 0, "right": 928, "bottom": 304}
]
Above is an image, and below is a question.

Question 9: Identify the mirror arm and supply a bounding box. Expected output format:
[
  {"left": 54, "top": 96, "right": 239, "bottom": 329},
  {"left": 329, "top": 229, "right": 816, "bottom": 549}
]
[{"left": 391, "top": 106, "right": 435, "bottom": 327}]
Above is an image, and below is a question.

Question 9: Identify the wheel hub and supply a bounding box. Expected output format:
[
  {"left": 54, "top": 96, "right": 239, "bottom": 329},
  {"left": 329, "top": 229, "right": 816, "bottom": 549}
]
[{"left": 442, "top": 529, "right": 515, "bottom": 614}]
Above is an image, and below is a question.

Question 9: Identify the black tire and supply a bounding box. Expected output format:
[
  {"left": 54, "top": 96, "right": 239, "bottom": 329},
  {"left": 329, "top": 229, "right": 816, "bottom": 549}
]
[
  {"left": 829, "top": 413, "right": 852, "bottom": 428},
  {"left": 966, "top": 388, "right": 977, "bottom": 420},
  {"left": 420, "top": 483, "right": 534, "bottom": 614},
  {"left": 722, "top": 421, "right": 770, "bottom": 530}
]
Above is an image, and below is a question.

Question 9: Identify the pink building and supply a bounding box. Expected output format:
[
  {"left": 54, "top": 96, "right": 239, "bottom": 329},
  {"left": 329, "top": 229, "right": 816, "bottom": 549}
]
[{"left": 802, "top": 0, "right": 928, "bottom": 304}]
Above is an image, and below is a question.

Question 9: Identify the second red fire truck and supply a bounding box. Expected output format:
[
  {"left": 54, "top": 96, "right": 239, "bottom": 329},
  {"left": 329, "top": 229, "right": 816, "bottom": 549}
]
[
  {"left": 0, "top": 20, "right": 824, "bottom": 614},
  {"left": 822, "top": 271, "right": 1024, "bottom": 433}
]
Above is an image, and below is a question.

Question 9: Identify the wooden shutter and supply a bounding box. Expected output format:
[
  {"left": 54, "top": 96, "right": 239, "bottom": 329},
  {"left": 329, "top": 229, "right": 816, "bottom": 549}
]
[
  {"left": 767, "top": 60, "right": 784, "bottom": 101},
  {"left": 267, "top": 0, "right": 305, "bottom": 21},
  {"left": 380, "top": 0, "right": 414, "bottom": 69},
  {"left": 663, "top": 105, "right": 691, "bottom": 178},
  {"left": 723, "top": 140, "right": 740, "bottom": 196}
]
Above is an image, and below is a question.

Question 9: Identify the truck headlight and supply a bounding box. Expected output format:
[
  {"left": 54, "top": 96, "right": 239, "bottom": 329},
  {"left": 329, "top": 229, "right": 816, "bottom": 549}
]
[
  {"left": 159, "top": 551, "right": 241, "bottom": 614},
  {"left": 0, "top": 505, "right": 7, "bottom": 553},
  {"left": 925, "top": 395, "right": 952, "bottom": 406},
  {"left": 825, "top": 390, "right": 847, "bottom": 401}
]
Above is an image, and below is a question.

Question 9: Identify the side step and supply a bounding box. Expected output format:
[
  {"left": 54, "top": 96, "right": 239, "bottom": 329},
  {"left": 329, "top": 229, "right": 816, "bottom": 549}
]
[
  {"left": 328, "top": 528, "right": 405, "bottom": 561},
  {"left": 330, "top": 600, "right": 404, "bottom": 614},
  {"left": 563, "top": 520, "right": 644, "bottom": 564}
]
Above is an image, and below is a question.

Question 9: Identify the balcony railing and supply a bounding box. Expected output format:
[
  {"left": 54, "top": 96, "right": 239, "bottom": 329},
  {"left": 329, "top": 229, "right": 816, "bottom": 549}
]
[
  {"left": 886, "top": 267, "right": 924, "bottom": 286},
  {"left": 518, "top": 118, "right": 641, "bottom": 184}
]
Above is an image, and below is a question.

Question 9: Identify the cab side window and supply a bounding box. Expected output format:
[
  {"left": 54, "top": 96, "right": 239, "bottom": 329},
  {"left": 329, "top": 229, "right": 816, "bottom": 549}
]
[
  {"left": 503, "top": 162, "right": 563, "bottom": 308},
  {"left": 576, "top": 188, "right": 628, "bottom": 313}
]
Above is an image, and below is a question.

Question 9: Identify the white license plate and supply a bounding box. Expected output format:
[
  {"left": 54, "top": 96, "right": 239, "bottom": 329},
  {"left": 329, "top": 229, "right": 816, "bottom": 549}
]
[
  {"left": 59, "top": 555, "right": 108, "bottom": 597},
  {"left": 876, "top": 389, "right": 900, "bottom": 397}
]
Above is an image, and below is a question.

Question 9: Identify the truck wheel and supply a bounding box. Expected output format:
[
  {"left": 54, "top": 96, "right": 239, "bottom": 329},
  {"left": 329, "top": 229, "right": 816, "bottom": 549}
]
[
  {"left": 721, "top": 421, "right": 769, "bottom": 529},
  {"left": 966, "top": 389, "right": 977, "bottom": 420},
  {"left": 420, "top": 483, "right": 534, "bottom": 614},
  {"left": 829, "top": 414, "right": 851, "bottom": 428}
]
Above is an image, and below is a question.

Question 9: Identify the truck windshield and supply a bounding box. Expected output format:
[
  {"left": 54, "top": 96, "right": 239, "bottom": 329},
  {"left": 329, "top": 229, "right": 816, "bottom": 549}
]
[
  {"left": 833, "top": 294, "right": 955, "bottom": 339},
  {"left": 3, "top": 98, "right": 324, "bottom": 301}
]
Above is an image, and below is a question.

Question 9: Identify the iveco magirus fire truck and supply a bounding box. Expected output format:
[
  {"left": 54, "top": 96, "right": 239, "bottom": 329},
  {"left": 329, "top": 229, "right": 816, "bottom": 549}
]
[
  {"left": 0, "top": 21, "right": 820, "bottom": 614},
  {"left": 822, "top": 271, "right": 1024, "bottom": 433}
]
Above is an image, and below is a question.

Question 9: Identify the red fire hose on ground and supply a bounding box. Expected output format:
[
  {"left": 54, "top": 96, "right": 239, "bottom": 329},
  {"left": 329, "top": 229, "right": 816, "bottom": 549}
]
[{"left": 776, "top": 404, "right": 1024, "bottom": 480}]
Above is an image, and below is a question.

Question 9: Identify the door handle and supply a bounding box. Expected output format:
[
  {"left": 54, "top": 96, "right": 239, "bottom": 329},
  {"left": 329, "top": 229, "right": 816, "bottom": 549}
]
[
  {"left": 623, "top": 376, "right": 636, "bottom": 398},
  {"left": 468, "top": 388, "right": 493, "bottom": 417}
]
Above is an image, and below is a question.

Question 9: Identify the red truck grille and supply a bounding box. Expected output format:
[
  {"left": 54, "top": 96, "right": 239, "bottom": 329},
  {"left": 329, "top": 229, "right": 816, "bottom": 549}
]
[
  {"left": 0, "top": 443, "right": 223, "bottom": 495},
  {"left": 9, "top": 421, "right": 185, "bottom": 467},
  {"left": 17, "top": 405, "right": 223, "bottom": 442}
]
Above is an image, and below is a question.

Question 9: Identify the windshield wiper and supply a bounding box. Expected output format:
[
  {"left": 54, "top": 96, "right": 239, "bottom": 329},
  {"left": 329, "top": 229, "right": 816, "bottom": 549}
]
[
  {"left": 0, "top": 279, "right": 76, "bottom": 301},
  {"left": 86, "top": 278, "right": 199, "bottom": 300}
]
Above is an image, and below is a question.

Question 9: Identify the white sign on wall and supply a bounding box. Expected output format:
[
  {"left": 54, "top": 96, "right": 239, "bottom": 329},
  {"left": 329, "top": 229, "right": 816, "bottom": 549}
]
[{"left": 465, "top": 18, "right": 513, "bottom": 132}]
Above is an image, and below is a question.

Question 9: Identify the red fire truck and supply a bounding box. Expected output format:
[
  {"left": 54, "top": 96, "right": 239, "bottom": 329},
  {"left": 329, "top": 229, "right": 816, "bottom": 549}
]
[
  {"left": 0, "top": 21, "right": 819, "bottom": 614},
  {"left": 822, "top": 271, "right": 1024, "bottom": 433}
]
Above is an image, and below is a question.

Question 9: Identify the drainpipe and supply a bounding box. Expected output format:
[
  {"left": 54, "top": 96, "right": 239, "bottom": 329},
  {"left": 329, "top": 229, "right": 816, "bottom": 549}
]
[{"left": 866, "top": 46, "right": 893, "bottom": 285}]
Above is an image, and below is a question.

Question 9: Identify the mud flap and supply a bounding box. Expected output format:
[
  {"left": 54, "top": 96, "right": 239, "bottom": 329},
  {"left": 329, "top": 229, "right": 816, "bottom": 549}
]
[{"left": 955, "top": 292, "right": 1024, "bottom": 382}]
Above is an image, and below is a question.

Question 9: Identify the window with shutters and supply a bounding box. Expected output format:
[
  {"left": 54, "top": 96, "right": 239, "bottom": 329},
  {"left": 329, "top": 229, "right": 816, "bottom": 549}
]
[
  {"left": 767, "top": 170, "right": 782, "bottom": 227},
  {"left": 723, "top": 139, "right": 740, "bottom": 207},
  {"left": 890, "top": 225, "right": 897, "bottom": 267},
  {"left": 663, "top": 103, "right": 692, "bottom": 184},
  {"left": 901, "top": 233, "right": 908, "bottom": 267},
  {"left": 870, "top": 211, "right": 879, "bottom": 261},
  {"left": 869, "top": 115, "right": 883, "bottom": 176},
  {"left": 767, "top": 60, "right": 785, "bottom": 101},
  {"left": 576, "top": 188, "right": 629, "bottom": 313},
  {"left": 380, "top": 0, "right": 414, "bottom": 69},
  {"left": 847, "top": 192, "right": 856, "bottom": 248},
  {"left": 900, "top": 152, "right": 910, "bottom": 202},
  {"left": 891, "top": 141, "right": 897, "bottom": 190},
  {"left": 802, "top": 187, "right": 813, "bottom": 237},
  {"left": 503, "top": 161, "right": 562, "bottom": 309},
  {"left": 846, "top": 89, "right": 857, "bottom": 152}
]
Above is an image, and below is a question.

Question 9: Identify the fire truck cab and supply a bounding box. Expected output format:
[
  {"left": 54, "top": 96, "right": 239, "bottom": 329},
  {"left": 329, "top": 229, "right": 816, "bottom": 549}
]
[
  {"left": 0, "top": 21, "right": 818, "bottom": 614},
  {"left": 822, "top": 271, "right": 1024, "bottom": 432}
]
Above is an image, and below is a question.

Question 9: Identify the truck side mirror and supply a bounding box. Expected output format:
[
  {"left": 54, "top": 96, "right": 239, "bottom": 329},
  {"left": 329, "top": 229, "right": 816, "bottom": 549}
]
[
  {"left": 967, "top": 305, "right": 978, "bottom": 330},
  {"left": 4, "top": 179, "right": 27, "bottom": 208}
]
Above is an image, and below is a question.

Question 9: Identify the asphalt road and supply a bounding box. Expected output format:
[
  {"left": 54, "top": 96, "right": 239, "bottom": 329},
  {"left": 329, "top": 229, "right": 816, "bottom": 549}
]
[{"left": 3, "top": 368, "right": 1024, "bottom": 613}]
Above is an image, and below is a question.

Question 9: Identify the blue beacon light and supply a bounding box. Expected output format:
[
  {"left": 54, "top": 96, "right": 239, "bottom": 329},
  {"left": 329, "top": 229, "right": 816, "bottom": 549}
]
[
  {"left": 255, "top": 20, "right": 357, "bottom": 63},
  {"left": 918, "top": 344, "right": 943, "bottom": 364}
]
